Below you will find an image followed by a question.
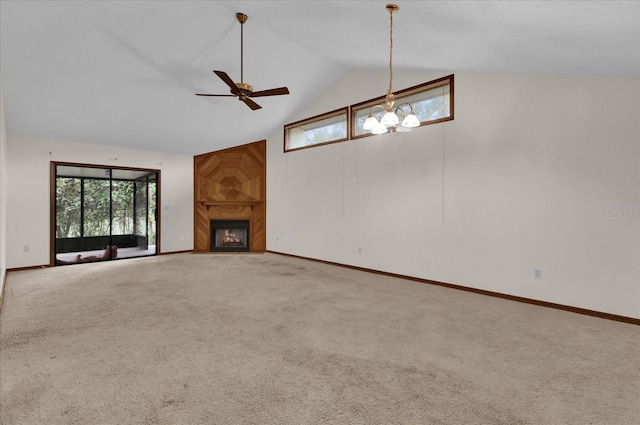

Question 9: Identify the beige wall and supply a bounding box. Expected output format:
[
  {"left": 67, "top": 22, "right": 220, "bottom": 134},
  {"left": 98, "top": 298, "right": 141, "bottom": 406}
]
[
  {"left": 267, "top": 71, "right": 640, "bottom": 319},
  {"left": 5, "top": 135, "right": 193, "bottom": 269},
  {"left": 3, "top": 70, "right": 639, "bottom": 319},
  {"left": 0, "top": 74, "right": 7, "bottom": 298}
]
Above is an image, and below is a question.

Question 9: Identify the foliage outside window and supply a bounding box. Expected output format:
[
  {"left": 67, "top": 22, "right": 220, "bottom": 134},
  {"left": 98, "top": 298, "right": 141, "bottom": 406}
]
[
  {"left": 283, "top": 75, "right": 454, "bottom": 151},
  {"left": 56, "top": 177, "right": 81, "bottom": 238},
  {"left": 133, "top": 179, "right": 157, "bottom": 245},
  {"left": 56, "top": 178, "right": 137, "bottom": 238},
  {"left": 55, "top": 165, "right": 158, "bottom": 243},
  {"left": 83, "top": 179, "right": 114, "bottom": 237},
  {"left": 284, "top": 107, "right": 348, "bottom": 152},
  {"left": 351, "top": 75, "right": 454, "bottom": 139},
  {"left": 111, "top": 180, "right": 135, "bottom": 235}
]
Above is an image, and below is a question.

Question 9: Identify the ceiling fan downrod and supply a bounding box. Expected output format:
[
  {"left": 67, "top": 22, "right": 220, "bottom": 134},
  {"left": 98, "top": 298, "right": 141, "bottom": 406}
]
[
  {"left": 236, "top": 13, "right": 250, "bottom": 91},
  {"left": 194, "top": 11, "right": 289, "bottom": 110}
]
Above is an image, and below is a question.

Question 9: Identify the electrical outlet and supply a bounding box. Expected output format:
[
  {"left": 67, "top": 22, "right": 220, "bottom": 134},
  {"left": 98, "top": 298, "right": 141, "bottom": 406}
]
[
  {"left": 22, "top": 245, "right": 29, "bottom": 253},
  {"left": 534, "top": 268, "right": 542, "bottom": 279},
  {"left": 358, "top": 246, "right": 362, "bottom": 254}
]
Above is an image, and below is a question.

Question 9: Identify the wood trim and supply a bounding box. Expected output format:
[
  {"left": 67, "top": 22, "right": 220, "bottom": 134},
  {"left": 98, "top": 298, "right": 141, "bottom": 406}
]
[
  {"left": 193, "top": 153, "right": 197, "bottom": 252},
  {"left": 282, "top": 138, "right": 351, "bottom": 154},
  {"left": 267, "top": 250, "right": 640, "bottom": 326},
  {"left": 284, "top": 107, "right": 349, "bottom": 153},
  {"left": 155, "top": 170, "right": 162, "bottom": 255},
  {"left": 194, "top": 140, "right": 265, "bottom": 158},
  {"left": 50, "top": 162, "right": 57, "bottom": 266},
  {"left": 199, "top": 201, "right": 262, "bottom": 206},
  {"left": 7, "top": 265, "right": 51, "bottom": 272},
  {"left": 194, "top": 140, "right": 266, "bottom": 253},
  {"left": 50, "top": 161, "right": 162, "bottom": 265},
  {"left": 0, "top": 269, "right": 7, "bottom": 312},
  {"left": 350, "top": 74, "right": 455, "bottom": 111},
  {"left": 350, "top": 74, "right": 454, "bottom": 141},
  {"left": 52, "top": 161, "right": 160, "bottom": 174},
  {"left": 158, "top": 250, "right": 193, "bottom": 256}
]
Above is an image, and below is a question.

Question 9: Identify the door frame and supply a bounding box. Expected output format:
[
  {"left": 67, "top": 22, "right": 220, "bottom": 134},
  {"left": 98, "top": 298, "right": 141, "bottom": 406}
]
[{"left": 50, "top": 161, "right": 161, "bottom": 266}]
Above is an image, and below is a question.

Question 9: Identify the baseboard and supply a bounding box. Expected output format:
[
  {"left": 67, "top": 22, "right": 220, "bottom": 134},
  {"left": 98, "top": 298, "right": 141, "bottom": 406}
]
[
  {"left": 267, "top": 250, "right": 640, "bottom": 326},
  {"left": 0, "top": 269, "right": 6, "bottom": 312},
  {"left": 159, "top": 250, "right": 193, "bottom": 255},
  {"left": 6, "top": 264, "right": 51, "bottom": 272}
]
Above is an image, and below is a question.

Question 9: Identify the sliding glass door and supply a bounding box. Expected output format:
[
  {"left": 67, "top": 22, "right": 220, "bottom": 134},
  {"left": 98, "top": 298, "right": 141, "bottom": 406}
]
[{"left": 52, "top": 163, "right": 160, "bottom": 265}]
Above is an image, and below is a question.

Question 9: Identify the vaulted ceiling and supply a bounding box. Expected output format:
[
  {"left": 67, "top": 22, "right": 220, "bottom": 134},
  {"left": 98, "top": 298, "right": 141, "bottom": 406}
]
[{"left": 1, "top": 1, "right": 638, "bottom": 155}]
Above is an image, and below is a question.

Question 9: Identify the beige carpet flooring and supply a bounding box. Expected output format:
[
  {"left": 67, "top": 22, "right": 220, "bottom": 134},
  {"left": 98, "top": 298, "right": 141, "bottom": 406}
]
[{"left": 1, "top": 253, "right": 639, "bottom": 424}]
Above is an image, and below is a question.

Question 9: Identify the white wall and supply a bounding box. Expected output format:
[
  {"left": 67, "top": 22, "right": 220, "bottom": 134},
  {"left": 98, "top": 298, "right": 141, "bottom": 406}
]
[
  {"left": 5, "top": 135, "right": 193, "bottom": 269},
  {"left": 267, "top": 70, "right": 640, "bottom": 319},
  {"left": 0, "top": 74, "right": 8, "bottom": 298}
]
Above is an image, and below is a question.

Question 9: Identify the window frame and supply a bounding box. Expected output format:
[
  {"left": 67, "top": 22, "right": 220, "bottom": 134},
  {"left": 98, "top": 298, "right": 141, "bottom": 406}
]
[
  {"left": 284, "top": 107, "right": 349, "bottom": 153},
  {"left": 350, "top": 74, "right": 454, "bottom": 140},
  {"left": 51, "top": 161, "right": 160, "bottom": 266}
]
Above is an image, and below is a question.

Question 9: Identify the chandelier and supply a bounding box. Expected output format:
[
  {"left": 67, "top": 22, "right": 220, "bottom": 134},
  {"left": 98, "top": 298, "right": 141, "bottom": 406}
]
[{"left": 363, "top": 4, "right": 420, "bottom": 135}]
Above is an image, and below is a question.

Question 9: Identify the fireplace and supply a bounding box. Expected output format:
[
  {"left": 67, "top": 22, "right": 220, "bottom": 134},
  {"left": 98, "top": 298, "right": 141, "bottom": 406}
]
[{"left": 210, "top": 220, "right": 250, "bottom": 252}]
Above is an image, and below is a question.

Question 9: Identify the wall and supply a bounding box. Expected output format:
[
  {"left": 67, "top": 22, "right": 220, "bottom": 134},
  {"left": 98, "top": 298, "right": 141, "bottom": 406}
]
[
  {"left": 5, "top": 135, "right": 193, "bottom": 269},
  {"left": 267, "top": 70, "right": 640, "bottom": 319},
  {"left": 0, "top": 75, "right": 7, "bottom": 303}
]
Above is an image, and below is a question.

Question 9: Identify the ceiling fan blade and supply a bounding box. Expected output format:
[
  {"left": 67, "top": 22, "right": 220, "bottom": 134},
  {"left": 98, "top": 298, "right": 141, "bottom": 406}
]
[
  {"left": 213, "top": 70, "right": 240, "bottom": 93},
  {"left": 198, "top": 15, "right": 288, "bottom": 112},
  {"left": 250, "top": 87, "right": 290, "bottom": 97},
  {"left": 241, "top": 97, "right": 262, "bottom": 110}
]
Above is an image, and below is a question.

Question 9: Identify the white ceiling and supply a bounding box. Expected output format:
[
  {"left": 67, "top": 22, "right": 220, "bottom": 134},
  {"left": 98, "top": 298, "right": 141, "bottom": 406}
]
[{"left": 1, "top": 1, "right": 638, "bottom": 155}]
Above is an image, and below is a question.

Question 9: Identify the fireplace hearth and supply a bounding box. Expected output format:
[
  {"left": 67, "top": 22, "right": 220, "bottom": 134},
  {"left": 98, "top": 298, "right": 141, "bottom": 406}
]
[{"left": 210, "top": 220, "right": 250, "bottom": 252}]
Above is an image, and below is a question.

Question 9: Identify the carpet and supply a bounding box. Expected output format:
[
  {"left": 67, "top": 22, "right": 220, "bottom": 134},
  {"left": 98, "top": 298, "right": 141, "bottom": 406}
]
[{"left": 1, "top": 253, "right": 639, "bottom": 424}]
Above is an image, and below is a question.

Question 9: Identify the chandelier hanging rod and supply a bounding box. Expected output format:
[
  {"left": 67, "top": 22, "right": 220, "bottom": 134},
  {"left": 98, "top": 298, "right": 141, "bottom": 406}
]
[
  {"left": 386, "top": 3, "right": 398, "bottom": 100},
  {"left": 363, "top": 4, "right": 420, "bottom": 135}
]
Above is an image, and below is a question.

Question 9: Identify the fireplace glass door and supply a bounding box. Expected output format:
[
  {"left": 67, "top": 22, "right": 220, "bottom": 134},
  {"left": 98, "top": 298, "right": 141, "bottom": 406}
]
[{"left": 210, "top": 220, "right": 250, "bottom": 252}]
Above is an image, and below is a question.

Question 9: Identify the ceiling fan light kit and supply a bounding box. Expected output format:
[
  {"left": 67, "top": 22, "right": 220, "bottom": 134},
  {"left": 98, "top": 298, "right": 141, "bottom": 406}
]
[{"left": 195, "top": 12, "right": 290, "bottom": 110}]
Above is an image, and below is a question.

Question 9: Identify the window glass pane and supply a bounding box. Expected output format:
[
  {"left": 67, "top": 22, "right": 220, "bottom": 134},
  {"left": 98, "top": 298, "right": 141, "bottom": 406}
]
[
  {"left": 353, "top": 108, "right": 374, "bottom": 138},
  {"left": 148, "top": 181, "right": 157, "bottom": 245},
  {"left": 83, "top": 179, "right": 112, "bottom": 237},
  {"left": 57, "top": 165, "right": 109, "bottom": 179},
  {"left": 54, "top": 163, "right": 159, "bottom": 263},
  {"left": 352, "top": 75, "right": 453, "bottom": 138},
  {"left": 401, "top": 84, "right": 450, "bottom": 122},
  {"left": 111, "top": 180, "right": 134, "bottom": 235},
  {"left": 285, "top": 108, "right": 348, "bottom": 152},
  {"left": 134, "top": 180, "right": 147, "bottom": 238},
  {"left": 56, "top": 177, "right": 81, "bottom": 238}
]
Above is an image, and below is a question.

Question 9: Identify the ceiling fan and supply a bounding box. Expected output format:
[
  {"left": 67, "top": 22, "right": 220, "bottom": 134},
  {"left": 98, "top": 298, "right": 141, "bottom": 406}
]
[{"left": 195, "top": 12, "right": 290, "bottom": 110}]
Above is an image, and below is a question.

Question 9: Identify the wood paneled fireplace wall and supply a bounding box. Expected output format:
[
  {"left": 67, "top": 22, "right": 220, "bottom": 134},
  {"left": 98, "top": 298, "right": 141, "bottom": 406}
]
[{"left": 194, "top": 140, "right": 266, "bottom": 253}]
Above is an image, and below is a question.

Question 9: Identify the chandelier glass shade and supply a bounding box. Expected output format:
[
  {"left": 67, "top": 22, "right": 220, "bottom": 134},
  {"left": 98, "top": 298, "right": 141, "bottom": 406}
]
[{"left": 364, "top": 4, "right": 420, "bottom": 135}]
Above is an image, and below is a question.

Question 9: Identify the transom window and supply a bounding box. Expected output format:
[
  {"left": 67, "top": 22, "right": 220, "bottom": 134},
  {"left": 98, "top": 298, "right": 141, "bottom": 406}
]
[
  {"left": 284, "top": 107, "right": 349, "bottom": 152},
  {"left": 283, "top": 75, "right": 454, "bottom": 152},
  {"left": 351, "top": 75, "right": 453, "bottom": 139}
]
